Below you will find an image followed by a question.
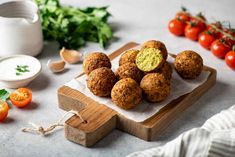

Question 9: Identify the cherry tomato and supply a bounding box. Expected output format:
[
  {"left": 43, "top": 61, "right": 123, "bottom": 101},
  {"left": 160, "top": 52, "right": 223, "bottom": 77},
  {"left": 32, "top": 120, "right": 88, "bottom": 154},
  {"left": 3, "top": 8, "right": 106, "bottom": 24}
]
[
  {"left": 175, "top": 7, "right": 191, "bottom": 22},
  {"left": 184, "top": 23, "right": 201, "bottom": 41},
  {"left": 223, "top": 28, "right": 235, "bottom": 36},
  {"left": 175, "top": 12, "right": 190, "bottom": 22},
  {"left": 199, "top": 31, "right": 216, "bottom": 49},
  {"left": 207, "top": 22, "right": 222, "bottom": 38},
  {"left": 211, "top": 39, "right": 231, "bottom": 59},
  {"left": 223, "top": 37, "right": 235, "bottom": 48},
  {"left": 225, "top": 46, "right": 235, "bottom": 70},
  {"left": 207, "top": 22, "right": 222, "bottom": 30},
  {"left": 168, "top": 19, "right": 185, "bottom": 36},
  {"left": 191, "top": 13, "right": 206, "bottom": 31},
  {"left": 220, "top": 29, "right": 235, "bottom": 47},
  {"left": 10, "top": 88, "right": 32, "bottom": 108},
  {"left": 0, "top": 100, "right": 9, "bottom": 122}
]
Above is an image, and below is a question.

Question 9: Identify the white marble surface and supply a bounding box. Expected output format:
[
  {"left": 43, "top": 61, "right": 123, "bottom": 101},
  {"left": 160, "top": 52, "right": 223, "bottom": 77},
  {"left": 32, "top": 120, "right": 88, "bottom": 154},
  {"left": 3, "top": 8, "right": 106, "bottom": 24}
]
[{"left": 1, "top": 0, "right": 235, "bottom": 157}]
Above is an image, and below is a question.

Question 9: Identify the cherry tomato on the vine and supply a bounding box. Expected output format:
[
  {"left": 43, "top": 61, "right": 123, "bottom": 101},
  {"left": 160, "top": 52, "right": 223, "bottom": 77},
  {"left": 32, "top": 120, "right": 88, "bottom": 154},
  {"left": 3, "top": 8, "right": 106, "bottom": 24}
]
[
  {"left": 199, "top": 31, "right": 216, "bottom": 49},
  {"left": 211, "top": 39, "right": 231, "bottom": 59},
  {"left": 207, "top": 22, "right": 222, "bottom": 30},
  {"left": 225, "top": 46, "right": 235, "bottom": 70},
  {"left": 168, "top": 19, "right": 186, "bottom": 36},
  {"left": 207, "top": 22, "right": 222, "bottom": 38},
  {"left": 175, "top": 12, "right": 191, "bottom": 22},
  {"left": 191, "top": 13, "right": 207, "bottom": 31},
  {"left": 184, "top": 23, "right": 201, "bottom": 41},
  {"left": 175, "top": 7, "right": 191, "bottom": 22}
]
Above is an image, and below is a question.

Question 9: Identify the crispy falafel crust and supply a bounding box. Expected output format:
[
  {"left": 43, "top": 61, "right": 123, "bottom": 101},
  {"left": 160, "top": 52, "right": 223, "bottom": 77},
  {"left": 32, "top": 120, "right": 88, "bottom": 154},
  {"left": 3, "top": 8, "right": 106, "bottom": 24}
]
[
  {"left": 116, "top": 63, "right": 144, "bottom": 83},
  {"left": 87, "top": 67, "right": 116, "bottom": 97},
  {"left": 140, "top": 73, "right": 171, "bottom": 102},
  {"left": 156, "top": 61, "right": 173, "bottom": 80},
  {"left": 174, "top": 50, "right": 203, "bottom": 79},
  {"left": 83, "top": 52, "right": 111, "bottom": 75},
  {"left": 119, "top": 49, "right": 139, "bottom": 66},
  {"left": 111, "top": 78, "right": 142, "bottom": 110}
]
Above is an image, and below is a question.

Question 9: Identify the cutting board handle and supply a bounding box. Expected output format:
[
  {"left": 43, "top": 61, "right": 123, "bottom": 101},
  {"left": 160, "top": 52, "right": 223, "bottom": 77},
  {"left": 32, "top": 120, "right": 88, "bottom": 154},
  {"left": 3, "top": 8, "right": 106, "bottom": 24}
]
[{"left": 64, "top": 104, "right": 117, "bottom": 147}]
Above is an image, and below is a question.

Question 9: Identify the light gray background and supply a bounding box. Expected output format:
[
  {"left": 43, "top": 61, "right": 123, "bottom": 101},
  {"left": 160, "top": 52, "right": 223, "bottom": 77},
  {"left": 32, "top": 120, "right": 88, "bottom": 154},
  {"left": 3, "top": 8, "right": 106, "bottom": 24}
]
[{"left": 1, "top": 0, "right": 235, "bottom": 157}]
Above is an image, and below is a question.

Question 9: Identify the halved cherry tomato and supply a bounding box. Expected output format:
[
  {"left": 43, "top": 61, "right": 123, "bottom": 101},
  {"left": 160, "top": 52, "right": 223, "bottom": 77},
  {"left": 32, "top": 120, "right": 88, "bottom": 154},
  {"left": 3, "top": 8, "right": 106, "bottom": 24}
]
[
  {"left": 211, "top": 39, "right": 231, "bottom": 59},
  {"left": 168, "top": 19, "right": 186, "bottom": 36},
  {"left": 184, "top": 23, "right": 201, "bottom": 41},
  {"left": 0, "top": 100, "right": 9, "bottom": 122},
  {"left": 10, "top": 88, "right": 32, "bottom": 108},
  {"left": 199, "top": 31, "right": 216, "bottom": 49},
  {"left": 225, "top": 45, "right": 235, "bottom": 70}
]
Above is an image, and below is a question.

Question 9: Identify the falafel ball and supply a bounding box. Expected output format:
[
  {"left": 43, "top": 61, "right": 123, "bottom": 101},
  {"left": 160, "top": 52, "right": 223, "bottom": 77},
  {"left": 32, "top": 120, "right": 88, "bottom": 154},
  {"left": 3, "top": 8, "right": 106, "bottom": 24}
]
[
  {"left": 174, "top": 50, "right": 203, "bottom": 79},
  {"left": 136, "top": 47, "right": 164, "bottom": 72},
  {"left": 119, "top": 49, "right": 139, "bottom": 66},
  {"left": 111, "top": 78, "right": 142, "bottom": 110},
  {"left": 87, "top": 67, "right": 117, "bottom": 97},
  {"left": 83, "top": 52, "right": 111, "bottom": 75},
  {"left": 116, "top": 63, "right": 144, "bottom": 83},
  {"left": 140, "top": 73, "right": 171, "bottom": 102},
  {"left": 156, "top": 61, "right": 173, "bottom": 80},
  {"left": 142, "top": 40, "right": 168, "bottom": 59}
]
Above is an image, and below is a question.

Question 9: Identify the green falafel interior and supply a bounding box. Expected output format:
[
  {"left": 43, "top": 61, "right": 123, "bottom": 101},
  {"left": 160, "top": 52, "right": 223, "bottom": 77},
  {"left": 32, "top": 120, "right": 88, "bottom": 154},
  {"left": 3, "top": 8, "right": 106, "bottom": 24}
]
[{"left": 136, "top": 48, "right": 164, "bottom": 72}]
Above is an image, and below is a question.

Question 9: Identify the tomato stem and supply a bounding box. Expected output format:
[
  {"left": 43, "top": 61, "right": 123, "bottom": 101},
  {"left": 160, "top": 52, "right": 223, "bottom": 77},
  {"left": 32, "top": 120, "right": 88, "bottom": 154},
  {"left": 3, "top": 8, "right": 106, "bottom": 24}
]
[
  {"left": 191, "top": 15, "right": 235, "bottom": 41},
  {"left": 233, "top": 45, "right": 235, "bottom": 52},
  {"left": 181, "top": 6, "right": 187, "bottom": 12}
]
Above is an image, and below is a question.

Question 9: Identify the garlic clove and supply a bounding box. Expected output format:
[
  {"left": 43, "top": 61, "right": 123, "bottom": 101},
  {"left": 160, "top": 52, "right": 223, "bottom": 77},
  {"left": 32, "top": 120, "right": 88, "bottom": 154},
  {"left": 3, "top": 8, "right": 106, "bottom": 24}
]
[
  {"left": 60, "top": 47, "right": 83, "bottom": 64},
  {"left": 47, "top": 59, "right": 66, "bottom": 73}
]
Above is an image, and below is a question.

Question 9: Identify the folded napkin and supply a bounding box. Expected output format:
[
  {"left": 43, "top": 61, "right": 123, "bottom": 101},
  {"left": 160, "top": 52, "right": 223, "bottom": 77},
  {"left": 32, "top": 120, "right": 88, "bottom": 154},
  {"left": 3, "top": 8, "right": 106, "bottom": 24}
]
[{"left": 127, "top": 105, "right": 235, "bottom": 157}]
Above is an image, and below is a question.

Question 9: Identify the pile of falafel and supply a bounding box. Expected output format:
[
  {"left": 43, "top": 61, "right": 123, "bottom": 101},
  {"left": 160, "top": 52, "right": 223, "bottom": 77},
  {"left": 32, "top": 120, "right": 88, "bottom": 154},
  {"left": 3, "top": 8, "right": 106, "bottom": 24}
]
[{"left": 83, "top": 40, "right": 204, "bottom": 110}]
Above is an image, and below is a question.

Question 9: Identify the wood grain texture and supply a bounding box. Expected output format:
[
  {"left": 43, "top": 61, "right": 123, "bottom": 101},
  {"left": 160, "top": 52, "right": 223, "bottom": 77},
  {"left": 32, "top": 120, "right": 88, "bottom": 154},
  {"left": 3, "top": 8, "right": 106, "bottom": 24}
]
[{"left": 57, "top": 42, "right": 217, "bottom": 146}]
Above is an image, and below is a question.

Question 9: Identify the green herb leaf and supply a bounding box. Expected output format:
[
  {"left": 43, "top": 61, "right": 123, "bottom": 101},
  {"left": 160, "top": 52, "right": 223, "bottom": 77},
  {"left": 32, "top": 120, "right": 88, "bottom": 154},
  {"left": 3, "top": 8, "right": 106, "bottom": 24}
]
[
  {"left": 15, "top": 65, "right": 30, "bottom": 76},
  {"left": 0, "top": 89, "right": 10, "bottom": 101},
  {"left": 35, "top": 0, "right": 113, "bottom": 49}
]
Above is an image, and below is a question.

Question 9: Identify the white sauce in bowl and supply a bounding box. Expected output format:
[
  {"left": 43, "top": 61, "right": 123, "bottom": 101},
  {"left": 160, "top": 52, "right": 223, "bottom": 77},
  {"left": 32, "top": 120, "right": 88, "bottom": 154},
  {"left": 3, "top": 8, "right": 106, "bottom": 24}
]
[{"left": 0, "top": 55, "right": 41, "bottom": 81}]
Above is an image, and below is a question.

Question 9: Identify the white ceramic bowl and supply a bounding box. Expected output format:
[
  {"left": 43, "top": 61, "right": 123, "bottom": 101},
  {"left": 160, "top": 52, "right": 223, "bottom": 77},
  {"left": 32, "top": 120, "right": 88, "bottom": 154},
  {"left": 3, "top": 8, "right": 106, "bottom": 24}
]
[
  {"left": 0, "top": 0, "right": 43, "bottom": 56},
  {"left": 0, "top": 55, "right": 42, "bottom": 88}
]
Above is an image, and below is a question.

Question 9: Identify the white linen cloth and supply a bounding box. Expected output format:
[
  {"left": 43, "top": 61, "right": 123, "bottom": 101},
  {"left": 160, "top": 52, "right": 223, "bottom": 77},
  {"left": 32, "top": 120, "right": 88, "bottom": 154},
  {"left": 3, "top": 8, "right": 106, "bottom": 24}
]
[{"left": 127, "top": 105, "right": 235, "bottom": 157}]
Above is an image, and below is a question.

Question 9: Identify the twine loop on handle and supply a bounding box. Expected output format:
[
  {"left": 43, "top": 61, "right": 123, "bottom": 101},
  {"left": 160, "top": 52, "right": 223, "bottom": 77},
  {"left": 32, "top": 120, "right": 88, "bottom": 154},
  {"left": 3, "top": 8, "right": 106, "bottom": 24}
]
[{"left": 21, "top": 110, "right": 86, "bottom": 136}]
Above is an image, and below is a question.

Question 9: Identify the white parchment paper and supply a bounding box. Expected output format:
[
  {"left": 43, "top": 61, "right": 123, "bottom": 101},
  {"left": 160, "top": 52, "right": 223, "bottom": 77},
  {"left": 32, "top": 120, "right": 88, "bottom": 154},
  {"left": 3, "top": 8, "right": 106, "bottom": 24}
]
[{"left": 65, "top": 49, "right": 210, "bottom": 122}]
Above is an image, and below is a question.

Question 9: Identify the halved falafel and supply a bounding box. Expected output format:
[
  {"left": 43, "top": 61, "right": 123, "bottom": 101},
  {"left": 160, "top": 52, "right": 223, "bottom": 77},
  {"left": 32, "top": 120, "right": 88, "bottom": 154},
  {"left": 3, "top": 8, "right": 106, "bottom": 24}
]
[
  {"left": 141, "top": 40, "right": 168, "bottom": 59},
  {"left": 136, "top": 48, "right": 164, "bottom": 72}
]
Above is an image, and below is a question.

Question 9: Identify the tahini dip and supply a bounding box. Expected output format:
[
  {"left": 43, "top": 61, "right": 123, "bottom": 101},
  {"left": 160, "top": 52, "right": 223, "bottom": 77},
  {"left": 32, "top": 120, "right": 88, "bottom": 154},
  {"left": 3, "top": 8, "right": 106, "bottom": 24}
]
[{"left": 0, "top": 55, "right": 41, "bottom": 81}]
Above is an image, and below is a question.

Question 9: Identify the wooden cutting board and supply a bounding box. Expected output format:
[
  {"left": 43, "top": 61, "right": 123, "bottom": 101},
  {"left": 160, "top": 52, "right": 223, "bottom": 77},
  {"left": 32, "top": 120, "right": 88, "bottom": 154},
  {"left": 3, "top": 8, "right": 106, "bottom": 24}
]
[{"left": 57, "top": 42, "right": 217, "bottom": 147}]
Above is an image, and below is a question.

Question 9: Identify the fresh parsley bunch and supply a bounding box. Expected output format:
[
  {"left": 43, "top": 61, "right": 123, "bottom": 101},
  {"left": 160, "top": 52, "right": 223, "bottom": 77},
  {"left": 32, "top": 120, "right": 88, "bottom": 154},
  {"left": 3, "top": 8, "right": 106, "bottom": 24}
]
[{"left": 35, "top": 0, "right": 113, "bottom": 49}]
